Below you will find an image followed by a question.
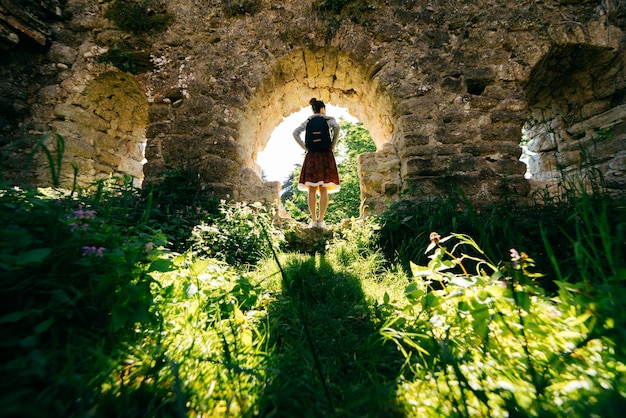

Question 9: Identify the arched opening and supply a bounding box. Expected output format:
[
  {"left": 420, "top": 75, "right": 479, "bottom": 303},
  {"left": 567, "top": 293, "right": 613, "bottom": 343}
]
[
  {"left": 238, "top": 47, "right": 398, "bottom": 213},
  {"left": 50, "top": 71, "right": 148, "bottom": 188},
  {"left": 524, "top": 44, "right": 626, "bottom": 197}
]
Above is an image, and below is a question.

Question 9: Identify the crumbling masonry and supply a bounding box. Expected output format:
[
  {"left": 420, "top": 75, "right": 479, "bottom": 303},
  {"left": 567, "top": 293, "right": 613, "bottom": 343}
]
[{"left": 1, "top": 0, "right": 625, "bottom": 214}]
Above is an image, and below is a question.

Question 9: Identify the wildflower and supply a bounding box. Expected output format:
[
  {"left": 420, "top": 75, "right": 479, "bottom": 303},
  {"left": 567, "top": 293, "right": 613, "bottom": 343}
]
[
  {"left": 82, "top": 246, "right": 105, "bottom": 257},
  {"left": 510, "top": 248, "right": 520, "bottom": 269},
  {"left": 74, "top": 205, "right": 97, "bottom": 219},
  {"left": 70, "top": 221, "right": 90, "bottom": 231},
  {"left": 429, "top": 232, "right": 441, "bottom": 245}
]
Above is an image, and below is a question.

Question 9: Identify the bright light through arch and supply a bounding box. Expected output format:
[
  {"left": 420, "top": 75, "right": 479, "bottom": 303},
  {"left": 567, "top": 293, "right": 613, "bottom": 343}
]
[{"left": 256, "top": 104, "right": 359, "bottom": 183}]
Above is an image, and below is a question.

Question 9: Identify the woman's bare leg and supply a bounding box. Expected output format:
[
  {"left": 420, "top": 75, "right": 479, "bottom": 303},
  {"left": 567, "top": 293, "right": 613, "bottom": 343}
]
[
  {"left": 318, "top": 187, "right": 329, "bottom": 221},
  {"left": 307, "top": 186, "right": 318, "bottom": 222}
]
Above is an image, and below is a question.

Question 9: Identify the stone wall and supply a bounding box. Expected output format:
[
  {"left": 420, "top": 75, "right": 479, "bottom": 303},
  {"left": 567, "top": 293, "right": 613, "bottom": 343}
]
[{"left": 1, "top": 0, "right": 625, "bottom": 212}]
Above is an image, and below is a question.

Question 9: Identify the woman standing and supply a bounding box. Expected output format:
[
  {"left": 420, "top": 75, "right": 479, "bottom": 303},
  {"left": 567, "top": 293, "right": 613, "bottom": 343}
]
[{"left": 292, "top": 98, "right": 341, "bottom": 229}]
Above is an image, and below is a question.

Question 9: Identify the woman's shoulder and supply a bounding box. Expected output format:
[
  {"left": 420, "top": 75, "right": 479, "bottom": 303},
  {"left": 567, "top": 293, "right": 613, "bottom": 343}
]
[{"left": 325, "top": 115, "right": 340, "bottom": 126}]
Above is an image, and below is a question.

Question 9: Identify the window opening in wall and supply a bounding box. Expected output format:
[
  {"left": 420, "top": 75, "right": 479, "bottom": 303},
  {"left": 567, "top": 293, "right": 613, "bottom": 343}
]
[{"left": 520, "top": 127, "right": 536, "bottom": 180}]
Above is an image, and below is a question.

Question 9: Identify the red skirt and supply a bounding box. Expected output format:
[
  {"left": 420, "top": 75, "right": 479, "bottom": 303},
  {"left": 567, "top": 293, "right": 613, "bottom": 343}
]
[{"left": 298, "top": 150, "right": 340, "bottom": 193}]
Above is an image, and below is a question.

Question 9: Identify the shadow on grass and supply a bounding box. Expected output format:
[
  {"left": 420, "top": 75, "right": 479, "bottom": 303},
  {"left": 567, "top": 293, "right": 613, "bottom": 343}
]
[{"left": 258, "top": 255, "right": 406, "bottom": 417}]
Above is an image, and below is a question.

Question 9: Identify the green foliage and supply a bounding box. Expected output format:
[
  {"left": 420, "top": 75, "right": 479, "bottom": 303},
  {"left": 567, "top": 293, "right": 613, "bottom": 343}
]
[
  {"left": 188, "top": 201, "right": 284, "bottom": 266},
  {"left": 0, "top": 184, "right": 167, "bottom": 416},
  {"left": 28, "top": 132, "right": 78, "bottom": 189},
  {"left": 97, "top": 46, "right": 154, "bottom": 74},
  {"left": 141, "top": 170, "right": 222, "bottom": 253},
  {"left": 255, "top": 251, "right": 405, "bottom": 416},
  {"left": 104, "top": 0, "right": 174, "bottom": 34},
  {"left": 381, "top": 233, "right": 626, "bottom": 417},
  {"left": 596, "top": 125, "right": 616, "bottom": 141},
  {"left": 1, "top": 144, "right": 624, "bottom": 416},
  {"left": 377, "top": 188, "right": 624, "bottom": 290},
  {"left": 97, "top": 47, "right": 137, "bottom": 73},
  {"left": 330, "top": 121, "right": 376, "bottom": 222},
  {"left": 222, "top": 0, "right": 260, "bottom": 17},
  {"left": 280, "top": 165, "right": 307, "bottom": 222},
  {"left": 105, "top": 256, "right": 271, "bottom": 416}
]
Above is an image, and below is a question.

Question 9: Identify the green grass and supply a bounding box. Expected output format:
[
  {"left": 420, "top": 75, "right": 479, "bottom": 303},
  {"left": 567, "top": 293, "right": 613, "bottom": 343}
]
[{"left": 1, "top": 176, "right": 625, "bottom": 417}]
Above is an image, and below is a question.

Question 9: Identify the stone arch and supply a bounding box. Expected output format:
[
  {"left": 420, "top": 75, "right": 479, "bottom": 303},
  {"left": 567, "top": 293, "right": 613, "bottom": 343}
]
[
  {"left": 239, "top": 47, "right": 401, "bottom": 212},
  {"left": 4, "top": 0, "right": 625, "bottom": 213},
  {"left": 524, "top": 35, "right": 626, "bottom": 197},
  {"left": 50, "top": 71, "right": 148, "bottom": 188}
]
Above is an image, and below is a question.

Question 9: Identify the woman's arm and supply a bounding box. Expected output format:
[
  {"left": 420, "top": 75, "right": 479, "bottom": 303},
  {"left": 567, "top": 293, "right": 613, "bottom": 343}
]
[
  {"left": 292, "top": 122, "right": 308, "bottom": 151},
  {"left": 328, "top": 117, "right": 341, "bottom": 148}
]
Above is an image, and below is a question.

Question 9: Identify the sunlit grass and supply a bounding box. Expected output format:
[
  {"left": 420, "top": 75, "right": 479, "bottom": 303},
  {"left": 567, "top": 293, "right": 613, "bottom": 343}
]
[{"left": 1, "top": 177, "right": 625, "bottom": 417}]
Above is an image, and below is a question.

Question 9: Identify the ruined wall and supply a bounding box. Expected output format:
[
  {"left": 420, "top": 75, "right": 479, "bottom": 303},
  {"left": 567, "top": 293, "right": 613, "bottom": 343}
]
[{"left": 1, "top": 0, "right": 625, "bottom": 212}]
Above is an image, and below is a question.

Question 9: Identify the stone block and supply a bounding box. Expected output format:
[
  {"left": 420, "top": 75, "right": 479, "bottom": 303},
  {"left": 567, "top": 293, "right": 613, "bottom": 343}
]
[
  {"left": 461, "top": 141, "right": 521, "bottom": 157},
  {"left": 118, "top": 157, "right": 145, "bottom": 179},
  {"left": 568, "top": 104, "right": 626, "bottom": 136},
  {"left": 47, "top": 43, "right": 77, "bottom": 65},
  {"left": 469, "top": 95, "right": 498, "bottom": 110},
  {"left": 491, "top": 158, "right": 527, "bottom": 176},
  {"left": 199, "top": 154, "right": 241, "bottom": 183},
  {"left": 436, "top": 125, "right": 476, "bottom": 144},
  {"left": 526, "top": 132, "right": 557, "bottom": 153},
  {"left": 97, "top": 149, "right": 119, "bottom": 167},
  {"left": 490, "top": 110, "right": 526, "bottom": 124},
  {"left": 480, "top": 124, "right": 522, "bottom": 141},
  {"left": 403, "top": 156, "right": 449, "bottom": 177},
  {"left": 527, "top": 153, "right": 557, "bottom": 177}
]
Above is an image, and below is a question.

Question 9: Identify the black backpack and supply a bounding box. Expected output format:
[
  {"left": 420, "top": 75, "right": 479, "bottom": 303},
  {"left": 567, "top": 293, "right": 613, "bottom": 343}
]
[{"left": 305, "top": 116, "right": 332, "bottom": 152}]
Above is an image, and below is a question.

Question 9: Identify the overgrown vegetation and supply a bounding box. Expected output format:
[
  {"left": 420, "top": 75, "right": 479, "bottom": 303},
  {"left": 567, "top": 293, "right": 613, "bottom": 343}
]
[
  {"left": 1, "top": 134, "right": 625, "bottom": 416},
  {"left": 97, "top": 46, "right": 154, "bottom": 74},
  {"left": 313, "top": 0, "right": 379, "bottom": 18},
  {"left": 377, "top": 177, "right": 624, "bottom": 292},
  {"left": 222, "top": 0, "right": 261, "bottom": 17},
  {"left": 99, "top": 0, "right": 173, "bottom": 73},
  {"left": 105, "top": 0, "right": 174, "bottom": 34},
  {"left": 312, "top": 0, "right": 380, "bottom": 42}
]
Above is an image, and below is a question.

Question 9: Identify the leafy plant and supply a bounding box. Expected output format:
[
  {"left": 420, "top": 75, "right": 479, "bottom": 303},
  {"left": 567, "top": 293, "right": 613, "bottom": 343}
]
[
  {"left": 188, "top": 201, "right": 284, "bottom": 266},
  {"left": 378, "top": 184, "right": 624, "bottom": 291},
  {"left": 381, "top": 233, "right": 626, "bottom": 417},
  {"left": 105, "top": 0, "right": 174, "bottom": 34},
  {"left": 28, "top": 132, "right": 78, "bottom": 189},
  {"left": 1, "top": 136, "right": 624, "bottom": 417},
  {"left": 140, "top": 170, "right": 222, "bottom": 253},
  {"left": 596, "top": 125, "right": 615, "bottom": 141},
  {"left": 0, "top": 184, "right": 167, "bottom": 416},
  {"left": 97, "top": 46, "right": 154, "bottom": 74}
]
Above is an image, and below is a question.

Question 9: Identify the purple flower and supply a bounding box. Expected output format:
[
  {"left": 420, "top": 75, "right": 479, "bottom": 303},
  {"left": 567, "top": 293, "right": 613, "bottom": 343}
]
[
  {"left": 510, "top": 248, "right": 520, "bottom": 269},
  {"left": 81, "top": 246, "right": 95, "bottom": 256},
  {"left": 74, "top": 205, "right": 97, "bottom": 219},
  {"left": 82, "top": 246, "right": 105, "bottom": 257}
]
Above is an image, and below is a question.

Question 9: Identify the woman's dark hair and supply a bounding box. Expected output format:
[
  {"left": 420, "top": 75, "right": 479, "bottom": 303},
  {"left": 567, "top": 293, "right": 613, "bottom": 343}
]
[{"left": 310, "top": 98, "right": 325, "bottom": 113}]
